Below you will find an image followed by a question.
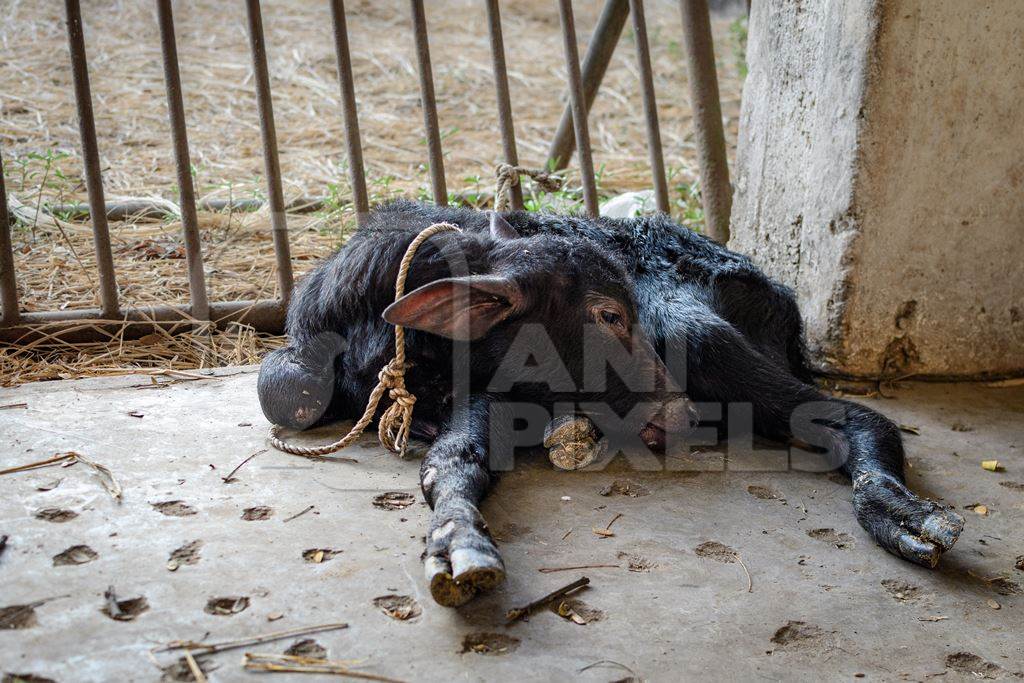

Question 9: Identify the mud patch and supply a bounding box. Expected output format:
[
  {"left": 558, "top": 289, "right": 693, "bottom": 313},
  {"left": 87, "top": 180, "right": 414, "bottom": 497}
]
[
  {"left": 807, "top": 528, "right": 854, "bottom": 549},
  {"left": 0, "top": 603, "right": 40, "bottom": 630},
  {"left": 53, "top": 544, "right": 97, "bottom": 566},
  {"left": 770, "top": 621, "right": 831, "bottom": 652},
  {"left": 34, "top": 508, "right": 77, "bottom": 523},
  {"left": 1016, "top": 555, "right": 1024, "bottom": 572},
  {"left": 617, "top": 551, "right": 657, "bottom": 572},
  {"left": 461, "top": 632, "right": 520, "bottom": 656},
  {"left": 747, "top": 485, "right": 783, "bottom": 501},
  {"left": 152, "top": 501, "right": 196, "bottom": 517},
  {"left": 1000, "top": 481, "right": 1024, "bottom": 492},
  {"left": 881, "top": 579, "right": 921, "bottom": 602},
  {"left": 167, "top": 540, "right": 202, "bottom": 571},
  {"left": 284, "top": 639, "right": 327, "bottom": 659},
  {"left": 205, "top": 596, "right": 250, "bottom": 615},
  {"left": 694, "top": 540, "right": 738, "bottom": 563},
  {"left": 550, "top": 598, "right": 604, "bottom": 625},
  {"left": 241, "top": 506, "right": 273, "bottom": 521},
  {"left": 372, "top": 492, "right": 415, "bottom": 510},
  {"left": 373, "top": 594, "right": 422, "bottom": 621},
  {"left": 945, "top": 652, "right": 1005, "bottom": 678},
  {"left": 102, "top": 587, "right": 149, "bottom": 621},
  {"left": 302, "top": 548, "right": 341, "bottom": 563},
  {"left": 599, "top": 479, "right": 650, "bottom": 497}
]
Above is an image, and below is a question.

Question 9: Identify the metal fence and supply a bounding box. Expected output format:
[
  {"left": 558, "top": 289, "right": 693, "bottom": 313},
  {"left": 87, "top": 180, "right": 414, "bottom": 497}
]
[{"left": 0, "top": 0, "right": 734, "bottom": 344}]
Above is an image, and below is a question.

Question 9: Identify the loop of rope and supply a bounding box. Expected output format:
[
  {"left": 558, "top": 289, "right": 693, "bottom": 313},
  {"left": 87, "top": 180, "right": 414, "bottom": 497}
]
[
  {"left": 493, "top": 163, "right": 563, "bottom": 212},
  {"left": 268, "top": 221, "right": 462, "bottom": 459}
]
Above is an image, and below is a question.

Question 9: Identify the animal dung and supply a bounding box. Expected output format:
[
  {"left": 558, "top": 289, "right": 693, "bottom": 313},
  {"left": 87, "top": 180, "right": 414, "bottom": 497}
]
[
  {"left": 204, "top": 596, "right": 250, "bottom": 616},
  {"left": 373, "top": 594, "right": 422, "bottom": 621}
]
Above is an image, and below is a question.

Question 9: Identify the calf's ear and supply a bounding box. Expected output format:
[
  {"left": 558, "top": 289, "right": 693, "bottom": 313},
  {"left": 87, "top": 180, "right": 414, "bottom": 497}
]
[
  {"left": 489, "top": 212, "right": 520, "bottom": 240},
  {"left": 383, "top": 275, "right": 522, "bottom": 341}
]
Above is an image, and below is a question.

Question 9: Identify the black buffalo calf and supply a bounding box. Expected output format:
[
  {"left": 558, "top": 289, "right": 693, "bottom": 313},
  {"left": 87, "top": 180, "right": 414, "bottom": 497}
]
[{"left": 258, "top": 200, "right": 964, "bottom": 606}]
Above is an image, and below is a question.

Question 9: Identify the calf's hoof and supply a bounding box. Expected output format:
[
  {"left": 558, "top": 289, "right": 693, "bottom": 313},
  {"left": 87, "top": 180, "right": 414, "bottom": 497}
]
[
  {"left": 543, "top": 414, "right": 606, "bottom": 471},
  {"left": 853, "top": 471, "right": 965, "bottom": 568},
  {"left": 425, "top": 501, "right": 506, "bottom": 607}
]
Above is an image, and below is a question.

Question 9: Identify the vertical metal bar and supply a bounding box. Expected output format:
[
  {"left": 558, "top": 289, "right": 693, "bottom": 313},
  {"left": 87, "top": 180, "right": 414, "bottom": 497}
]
[
  {"left": 679, "top": 0, "right": 732, "bottom": 243},
  {"left": 0, "top": 151, "right": 19, "bottom": 324},
  {"left": 547, "top": 0, "right": 629, "bottom": 171},
  {"left": 557, "top": 0, "right": 599, "bottom": 217},
  {"left": 484, "top": 0, "right": 523, "bottom": 211},
  {"left": 409, "top": 0, "right": 447, "bottom": 206},
  {"left": 629, "top": 0, "right": 669, "bottom": 213},
  {"left": 64, "top": 0, "right": 119, "bottom": 318},
  {"left": 329, "top": 0, "right": 370, "bottom": 226},
  {"left": 244, "top": 0, "right": 295, "bottom": 299},
  {"left": 156, "top": 0, "right": 210, "bottom": 322}
]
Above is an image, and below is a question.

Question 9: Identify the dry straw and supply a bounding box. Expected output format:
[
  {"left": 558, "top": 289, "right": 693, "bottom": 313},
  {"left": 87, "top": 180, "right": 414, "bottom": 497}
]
[{"left": 1, "top": 0, "right": 745, "bottom": 384}]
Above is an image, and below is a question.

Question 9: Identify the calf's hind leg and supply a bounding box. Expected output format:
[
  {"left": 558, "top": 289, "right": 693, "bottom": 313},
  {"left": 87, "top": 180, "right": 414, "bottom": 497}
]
[
  {"left": 665, "top": 305, "right": 964, "bottom": 567},
  {"left": 257, "top": 333, "right": 344, "bottom": 429}
]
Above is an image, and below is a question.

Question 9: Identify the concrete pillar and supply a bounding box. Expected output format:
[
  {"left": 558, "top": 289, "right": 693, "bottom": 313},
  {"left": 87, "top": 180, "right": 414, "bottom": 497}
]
[{"left": 730, "top": 0, "right": 1024, "bottom": 379}]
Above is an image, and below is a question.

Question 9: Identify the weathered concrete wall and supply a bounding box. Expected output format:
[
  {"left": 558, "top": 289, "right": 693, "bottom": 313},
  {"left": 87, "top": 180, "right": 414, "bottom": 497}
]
[{"left": 730, "top": 0, "right": 1024, "bottom": 378}]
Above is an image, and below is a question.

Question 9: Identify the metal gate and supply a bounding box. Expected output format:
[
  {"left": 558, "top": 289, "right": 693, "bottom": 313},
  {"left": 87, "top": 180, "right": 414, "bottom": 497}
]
[{"left": 0, "top": 0, "right": 734, "bottom": 344}]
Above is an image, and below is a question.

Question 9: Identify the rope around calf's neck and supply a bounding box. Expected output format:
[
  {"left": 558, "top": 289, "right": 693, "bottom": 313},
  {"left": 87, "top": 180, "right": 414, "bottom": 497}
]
[
  {"left": 268, "top": 164, "right": 560, "bottom": 458},
  {"left": 267, "top": 221, "right": 462, "bottom": 458}
]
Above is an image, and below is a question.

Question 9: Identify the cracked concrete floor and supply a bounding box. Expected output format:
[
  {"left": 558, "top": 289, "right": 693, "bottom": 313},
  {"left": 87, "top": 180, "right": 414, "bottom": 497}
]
[{"left": 1, "top": 368, "right": 1022, "bottom": 681}]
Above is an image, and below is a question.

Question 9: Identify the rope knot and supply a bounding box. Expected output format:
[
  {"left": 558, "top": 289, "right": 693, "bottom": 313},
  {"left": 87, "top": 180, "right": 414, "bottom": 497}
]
[
  {"left": 494, "top": 164, "right": 563, "bottom": 212},
  {"left": 388, "top": 386, "right": 416, "bottom": 408}
]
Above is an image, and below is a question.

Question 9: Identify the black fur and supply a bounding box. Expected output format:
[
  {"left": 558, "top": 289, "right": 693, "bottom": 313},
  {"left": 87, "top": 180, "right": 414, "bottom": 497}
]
[{"left": 259, "top": 201, "right": 963, "bottom": 602}]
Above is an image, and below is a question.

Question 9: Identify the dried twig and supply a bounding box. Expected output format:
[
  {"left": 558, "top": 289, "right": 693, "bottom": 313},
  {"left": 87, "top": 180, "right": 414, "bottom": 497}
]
[
  {"left": 578, "top": 660, "right": 640, "bottom": 679},
  {"left": 0, "top": 452, "right": 77, "bottom": 476},
  {"left": 183, "top": 650, "right": 207, "bottom": 683},
  {"left": 538, "top": 564, "right": 618, "bottom": 573},
  {"left": 506, "top": 576, "right": 590, "bottom": 623},
  {"left": 737, "top": 556, "right": 753, "bottom": 593},
  {"left": 222, "top": 449, "right": 266, "bottom": 483},
  {"left": 75, "top": 453, "right": 122, "bottom": 503},
  {"left": 0, "top": 403, "right": 28, "bottom": 410},
  {"left": 0, "top": 451, "right": 120, "bottom": 502},
  {"left": 283, "top": 505, "right": 316, "bottom": 523},
  {"left": 155, "top": 622, "right": 348, "bottom": 656},
  {"left": 243, "top": 653, "right": 405, "bottom": 682}
]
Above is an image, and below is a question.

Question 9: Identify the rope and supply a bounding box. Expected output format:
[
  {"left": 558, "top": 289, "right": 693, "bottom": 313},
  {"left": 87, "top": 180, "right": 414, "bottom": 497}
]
[
  {"left": 493, "top": 163, "right": 563, "bottom": 212},
  {"left": 268, "top": 221, "right": 462, "bottom": 458}
]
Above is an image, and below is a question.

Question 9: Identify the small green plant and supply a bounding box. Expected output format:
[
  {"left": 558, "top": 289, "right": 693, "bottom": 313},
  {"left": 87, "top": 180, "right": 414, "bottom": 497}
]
[{"left": 729, "top": 15, "right": 748, "bottom": 78}]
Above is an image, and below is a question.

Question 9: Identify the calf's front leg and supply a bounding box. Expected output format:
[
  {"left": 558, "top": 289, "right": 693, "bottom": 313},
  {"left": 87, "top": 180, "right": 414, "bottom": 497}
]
[{"left": 420, "top": 396, "right": 506, "bottom": 606}]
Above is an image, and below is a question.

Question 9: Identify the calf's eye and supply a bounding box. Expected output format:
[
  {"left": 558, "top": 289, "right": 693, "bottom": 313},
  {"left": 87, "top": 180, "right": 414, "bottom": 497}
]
[{"left": 600, "top": 310, "right": 624, "bottom": 327}]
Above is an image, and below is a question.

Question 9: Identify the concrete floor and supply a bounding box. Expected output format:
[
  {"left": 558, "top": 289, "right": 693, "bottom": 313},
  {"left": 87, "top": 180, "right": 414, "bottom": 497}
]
[{"left": 1, "top": 368, "right": 1022, "bottom": 682}]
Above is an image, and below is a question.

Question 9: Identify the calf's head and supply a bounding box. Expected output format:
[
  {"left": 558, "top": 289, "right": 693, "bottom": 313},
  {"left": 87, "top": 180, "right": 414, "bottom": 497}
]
[{"left": 383, "top": 213, "right": 693, "bottom": 442}]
